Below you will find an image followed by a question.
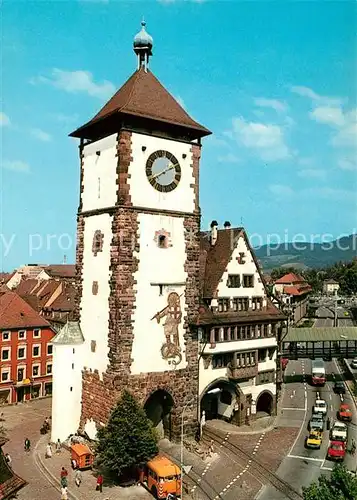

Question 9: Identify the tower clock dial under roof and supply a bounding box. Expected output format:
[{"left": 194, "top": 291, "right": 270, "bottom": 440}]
[{"left": 145, "top": 150, "right": 181, "bottom": 193}]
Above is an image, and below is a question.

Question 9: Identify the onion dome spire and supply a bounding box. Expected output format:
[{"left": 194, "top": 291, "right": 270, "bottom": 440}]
[{"left": 133, "top": 19, "right": 153, "bottom": 72}]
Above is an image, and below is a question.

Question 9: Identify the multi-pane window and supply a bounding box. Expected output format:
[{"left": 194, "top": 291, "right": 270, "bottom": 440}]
[
  {"left": 47, "top": 344, "right": 53, "bottom": 355},
  {"left": 32, "top": 365, "right": 40, "bottom": 377},
  {"left": 238, "top": 298, "right": 249, "bottom": 311},
  {"left": 17, "top": 367, "right": 25, "bottom": 382},
  {"left": 18, "top": 347, "right": 26, "bottom": 359},
  {"left": 243, "top": 275, "right": 254, "bottom": 288},
  {"left": 33, "top": 329, "right": 41, "bottom": 338},
  {"left": 212, "top": 352, "right": 234, "bottom": 369},
  {"left": 33, "top": 345, "right": 40, "bottom": 357},
  {"left": 212, "top": 351, "right": 257, "bottom": 369},
  {"left": 227, "top": 275, "right": 240, "bottom": 288},
  {"left": 218, "top": 298, "right": 230, "bottom": 312},
  {"left": 46, "top": 364, "right": 52, "bottom": 375},
  {"left": 18, "top": 330, "right": 26, "bottom": 340},
  {"left": 258, "top": 349, "right": 267, "bottom": 362},
  {"left": 1, "top": 369, "right": 10, "bottom": 382},
  {"left": 256, "top": 370, "right": 275, "bottom": 385},
  {"left": 1, "top": 349, "right": 10, "bottom": 361},
  {"left": 2, "top": 331, "right": 10, "bottom": 341}
]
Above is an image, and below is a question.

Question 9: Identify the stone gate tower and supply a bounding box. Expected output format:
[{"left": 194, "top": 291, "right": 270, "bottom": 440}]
[{"left": 51, "top": 22, "right": 211, "bottom": 442}]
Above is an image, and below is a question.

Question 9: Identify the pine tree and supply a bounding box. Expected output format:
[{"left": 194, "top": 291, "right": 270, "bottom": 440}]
[{"left": 95, "top": 390, "right": 158, "bottom": 480}]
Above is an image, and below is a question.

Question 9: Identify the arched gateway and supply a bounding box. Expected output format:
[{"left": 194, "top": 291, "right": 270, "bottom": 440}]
[
  {"left": 200, "top": 379, "right": 248, "bottom": 426},
  {"left": 144, "top": 389, "right": 174, "bottom": 440},
  {"left": 256, "top": 390, "right": 274, "bottom": 416}
]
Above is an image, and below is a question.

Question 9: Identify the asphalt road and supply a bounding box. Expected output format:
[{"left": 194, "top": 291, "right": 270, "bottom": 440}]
[
  {"left": 314, "top": 306, "right": 355, "bottom": 328},
  {"left": 257, "top": 358, "right": 357, "bottom": 499}
]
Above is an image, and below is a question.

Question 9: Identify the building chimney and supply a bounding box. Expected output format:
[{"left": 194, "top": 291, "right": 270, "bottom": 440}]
[
  {"left": 210, "top": 220, "right": 218, "bottom": 246},
  {"left": 224, "top": 221, "right": 231, "bottom": 230}
]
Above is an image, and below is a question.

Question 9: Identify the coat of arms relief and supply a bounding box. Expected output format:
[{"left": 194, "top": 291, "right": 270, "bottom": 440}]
[{"left": 152, "top": 292, "right": 183, "bottom": 367}]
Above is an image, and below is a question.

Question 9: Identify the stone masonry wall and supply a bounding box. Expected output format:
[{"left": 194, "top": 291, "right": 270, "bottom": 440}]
[
  {"left": 74, "top": 215, "right": 85, "bottom": 321},
  {"left": 80, "top": 131, "right": 202, "bottom": 441}
]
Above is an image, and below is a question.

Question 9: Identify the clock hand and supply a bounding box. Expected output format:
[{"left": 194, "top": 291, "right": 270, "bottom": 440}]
[{"left": 151, "top": 164, "right": 175, "bottom": 180}]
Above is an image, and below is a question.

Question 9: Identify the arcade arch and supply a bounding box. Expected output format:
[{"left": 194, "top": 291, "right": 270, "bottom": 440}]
[
  {"left": 144, "top": 389, "right": 174, "bottom": 439},
  {"left": 256, "top": 390, "right": 273, "bottom": 416},
  {"left": 200, "top": 379, "right": 246, "bottom": 425}
]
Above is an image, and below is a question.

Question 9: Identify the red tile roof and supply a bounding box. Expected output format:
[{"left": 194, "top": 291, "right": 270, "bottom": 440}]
[
  {"left": 46, "top": 283, "right": 76, "bottom": 311},
  {"left": 0, "top": 291, "right": 51, "bottom": 329},
  {"left": 45, "top": 265, "right": 76, "bottom": 279},
  {"left": 283, "top": 284, "right": 312, "bottom": 296},
  {"left": 70, "top": 67, "right": 211, "bottom": 139},
  {"left": 0, "top": 272, "right": 14, "bottom": 285},
  {"left": 275, "top": 273, "right": 305, "bottom": 285},
  {"left": 15, "top": 278, "right": 40, "bottom": 296}
]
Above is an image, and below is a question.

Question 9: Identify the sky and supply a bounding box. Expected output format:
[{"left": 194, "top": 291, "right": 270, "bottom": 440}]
[{"left": 1, "top": 0, "right": 357, "bottom": 271}]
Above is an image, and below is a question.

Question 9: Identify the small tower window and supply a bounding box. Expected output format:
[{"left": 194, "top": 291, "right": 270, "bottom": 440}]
[
  {"left": 92, "top": 281, "right": 98, "bottom": 295},
  {"left": 97, "top": 177, "right": 101, "bottom": 199},
  {"left": 158, "top": 235, "right": 167, "bottom": 248},
  {"left": 92, "top": 230, "right": 104, "bottom": 256}
]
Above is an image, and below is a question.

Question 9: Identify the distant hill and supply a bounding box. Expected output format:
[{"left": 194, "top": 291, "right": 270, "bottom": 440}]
[{"left": 254, "top": 234, "right": 357, "bottom": 271}]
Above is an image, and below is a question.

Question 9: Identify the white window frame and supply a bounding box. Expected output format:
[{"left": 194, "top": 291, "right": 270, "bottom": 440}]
[
  {"left": 2, "top": 331, "right": 10, "bottom": 342},
  {"left": 47, "top": 344, "right": 53, "bottom": 356},
  {"left": 32, "top": 363, "right": 41, "bottom": 378},
  {"left": 46, "top": 362, "right": 52, "bottom": 375},
  {"left": 18, "top": 329, "right": 26, "bottom": 340},
  {"left": 17, "top": 365, "right": 26, "bottom": 382},
  {"left": 32, "top": 344, "right": 41, "bottom": 358},
  {"left": 17, "top": 345, "right": 27, "bottom": 360},
  {"left": 1, "top": 347, "right": 11, "bottom": 362},
  {"left": 33, "top": 328, "right": 41, "bottom": 339},
  {"left": 1, "top": 367, "right": 11, "bottom": 383}
]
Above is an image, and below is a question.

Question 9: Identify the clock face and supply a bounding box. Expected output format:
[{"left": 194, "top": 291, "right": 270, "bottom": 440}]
[{"left": 145, "top": 150, "right": 181, "bottom": 192}]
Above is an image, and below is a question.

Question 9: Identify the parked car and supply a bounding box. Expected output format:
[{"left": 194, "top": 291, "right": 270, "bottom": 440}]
[
  {"left": 309, "top": 414, "right": 324, "bottom": 432},
  {"left": 327, "top": 440, "right": 346, "bottom": 461},
  {"left": 333, "top": 381, "right": 346, "bottom": 395}
]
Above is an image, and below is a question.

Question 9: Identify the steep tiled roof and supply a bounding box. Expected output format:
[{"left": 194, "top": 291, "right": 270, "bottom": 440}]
[
  {"left": 53, "top": 321, "right": 84, "bottom": 345},
  {"left": 45, "top": 265, "right": 76, "bottom": 279},
  {"left": 324, "top": 279, "right": 339, "bottom": 284},
  {"left": 46, "top": 284, "right": 76, "bottom": 311},
  {"left": 0, "top": 272, "right": 14, "bottom": 285},
  {"left": 15, "top": 278, "right": 41, "bottom": 296},
  {"left": 200, "top": 228, "right": 243, "bottom": 298},
  {"left": 275, "top": 273, "right": 304, "bottom": 285},
  {"left": 36, "top": 281, "right": 61, "bottom": 308},
  {"left": 0, "top": 291, "right": 51, "bottom": 329},
  {"left": 283, "top": 284, "right": 312, "bottom": 296},
  {"left": 70, "top": 67, "right": 211, "bottom": 139}
]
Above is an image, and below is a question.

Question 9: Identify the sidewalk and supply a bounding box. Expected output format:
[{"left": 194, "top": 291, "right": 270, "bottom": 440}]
[
  {"left": 35, "top": 434, "right": 211, "bottom": 500},
  {"left": 34, "top": 435, "right": 151, "bottom": 500}
]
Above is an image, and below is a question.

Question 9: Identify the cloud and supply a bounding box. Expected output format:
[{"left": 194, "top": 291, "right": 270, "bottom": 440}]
[
  {"left": 302, "top": 187, "right": 355, "bottom": 202},
  {"left": 298, "top": 169, "right": 325, "bottom": 179},
  {"left": 0, "top": 112, "right": 10, "bottom": 127},
  {"left": 2, "top": 160, "right": 30, "bottom": 173},
  {"left": 332, "top": 112, "right": 357, "bottom": 148},
  {"left": 269, "top": 184, "right": 294, "bottom": 197},
  {"left": 52, "top": 113, "right": 79, "bottom": 124},
  {"left": 254, "top": 98, "right": 288, "bottom": 113},
  {"left": 298, "top": 157, "right": 314, "bottom": 166},
  {"left": 31, "top": 128, "right": 52, "bottom": 142},
  {"left": 290, "top": 86, "right": 343, "bottom": 106},
  {"left": 310, "top": 106, "right": 345, "bottom": 127},
  {"left": 217, "top": 153, "right": 241, "bottom": 164},
  {"left": 338, "top": 157, "right": 357, "bottom": 171},
  {"left": 30, "top": 69, "right": 115, "bottom": 99},
  {"left": 231, "top": 117, "right": 291, "bottom": 161}
]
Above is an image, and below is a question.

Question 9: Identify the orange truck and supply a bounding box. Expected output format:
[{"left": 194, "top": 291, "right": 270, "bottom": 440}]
[{"left": 139, "top": 455, "right": 181, "bottom": 499}]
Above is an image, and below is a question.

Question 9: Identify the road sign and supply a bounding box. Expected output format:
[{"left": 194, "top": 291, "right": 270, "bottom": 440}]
[{"left": 182, "top": 465, "right": 192, "bottom": 474}]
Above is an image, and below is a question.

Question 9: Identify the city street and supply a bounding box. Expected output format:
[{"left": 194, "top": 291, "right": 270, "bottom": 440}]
[
  {"left": 257, "top": 358, "right": 357, "bottom": 499},
  {"left": 314, "top": 305, "right": 355, "bottom": 328}
]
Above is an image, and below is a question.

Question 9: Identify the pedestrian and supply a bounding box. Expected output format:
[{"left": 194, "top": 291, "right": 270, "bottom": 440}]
[
  {"left": 96, "top": 474, "right": 103, "bottom": 492},
  {"left": 5, "top": 453, "right": 12, "bottom": 467},
  {"left": 56, "top": 439, "right": 61, "bottom": 454},
  {"left": 61, "top": 486, "right": 68, "bottom": 500},
  {"left": 24, "top": 437, "right": 30, "bottom": 452},
  {"left": 75, "top": 469, "right": 82, "bottom": 487},
  {"left": 60, "top": 467, "right": 68, "bottom": 488},
  {"left": 45, "top": 443, "right": 52, "bottom": 459}
]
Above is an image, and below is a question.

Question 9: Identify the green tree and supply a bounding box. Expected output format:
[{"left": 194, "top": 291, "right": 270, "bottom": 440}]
[
  {"left": 303, "top": 465, "right": 357, "bottom": 500},
  {"left": 95, "top": 390, "right": 158, "bottom": 480}
]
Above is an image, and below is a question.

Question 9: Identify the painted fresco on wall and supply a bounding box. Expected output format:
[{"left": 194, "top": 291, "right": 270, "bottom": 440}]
[{"left": 152, "top": 292, "right": 183, "bottom": 367}]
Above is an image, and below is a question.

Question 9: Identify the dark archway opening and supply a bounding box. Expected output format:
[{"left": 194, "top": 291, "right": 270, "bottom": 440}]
[
  {"left": 200, "top": 381, "right": 237, "bottom": 422},
  {"left": 256, "top": 391, "right": 273, "bottom": 417},
  {"left": 144, "top": 389, "right": 174, "bottom": 440}
]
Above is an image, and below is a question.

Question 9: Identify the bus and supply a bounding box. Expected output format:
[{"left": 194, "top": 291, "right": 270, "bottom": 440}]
[{"left": 312, "top": 359, "right": 326, "bottom": 386}]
